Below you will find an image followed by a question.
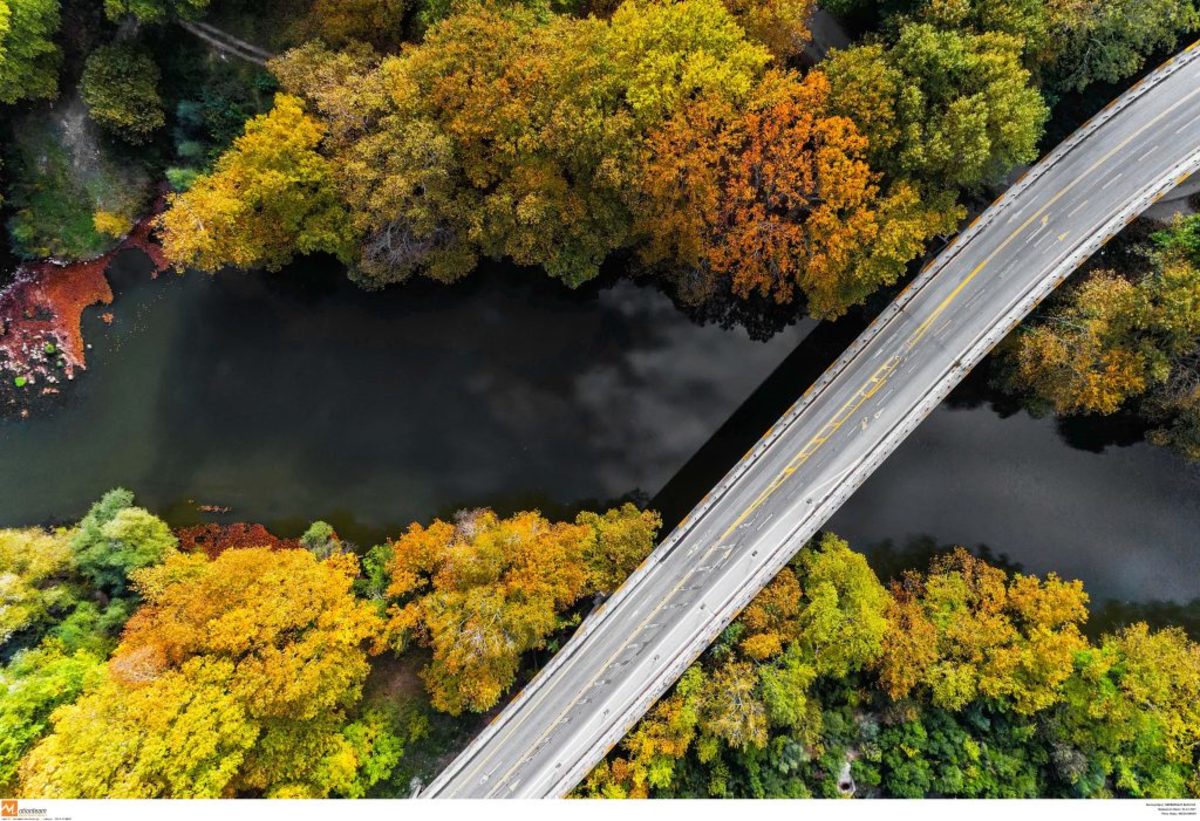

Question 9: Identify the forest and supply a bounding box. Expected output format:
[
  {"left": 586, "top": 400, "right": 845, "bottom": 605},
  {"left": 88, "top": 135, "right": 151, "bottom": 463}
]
[
  {"left": 5, "top": 0, "right": 1200, "bottom": 443},
  {"left": 0, "top": 493, "right": 1196, "bottom": 798}
]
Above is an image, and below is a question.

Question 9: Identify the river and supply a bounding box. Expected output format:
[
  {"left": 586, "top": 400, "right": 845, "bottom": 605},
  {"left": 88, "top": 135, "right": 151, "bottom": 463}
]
[
  {"left": 0, "top": 250, "right": 809, "bottom": 535},
  {"left": 1, "top": 250, "right": 1197, "bottom": 607}
]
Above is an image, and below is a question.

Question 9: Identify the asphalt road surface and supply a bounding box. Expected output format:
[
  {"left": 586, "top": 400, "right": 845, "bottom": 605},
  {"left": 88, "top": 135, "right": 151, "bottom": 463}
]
[{"left": 425, "top": 41, "right": 1200, "bottom": 799}]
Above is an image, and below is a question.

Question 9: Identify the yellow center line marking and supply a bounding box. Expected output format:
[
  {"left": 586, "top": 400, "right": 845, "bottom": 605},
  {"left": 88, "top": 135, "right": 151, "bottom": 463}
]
[{"left": 453, "top": 65, "right": 1200, "bottom": 799}]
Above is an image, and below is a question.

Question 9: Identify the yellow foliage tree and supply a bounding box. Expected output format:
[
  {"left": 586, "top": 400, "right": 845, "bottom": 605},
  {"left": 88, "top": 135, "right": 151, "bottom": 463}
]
[
  {"left": 20, "top": 658, "right": 258, "bottom": 798},
  {"left": 159, "top": 94, "right": 355, "bottom": 273},
  {"left": 878, "top": 548, "right": 1089, "bottom": 714},
  {"left": 92, "top": 210, "right": 133, "bottom": 239},
  {"left": 20, "top": 548, "right": 383, "bottom": 797},
  {"left": 0, "top": 528, "right": 74, "bottom": 647},
  {"left": 383, "top": 506, "right": 656, "bottom": 714}
]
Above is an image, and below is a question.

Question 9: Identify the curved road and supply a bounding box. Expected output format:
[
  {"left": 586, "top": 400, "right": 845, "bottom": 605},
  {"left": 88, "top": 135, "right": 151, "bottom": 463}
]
[{"left": 426, "top": 41, "right": 1200, "bottom": 799}]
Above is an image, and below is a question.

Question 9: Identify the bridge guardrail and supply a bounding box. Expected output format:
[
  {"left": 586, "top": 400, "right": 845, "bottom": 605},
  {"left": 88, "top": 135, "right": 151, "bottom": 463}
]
[{"left": 427, "top": 38, "right": 1200, "bottom": 798}]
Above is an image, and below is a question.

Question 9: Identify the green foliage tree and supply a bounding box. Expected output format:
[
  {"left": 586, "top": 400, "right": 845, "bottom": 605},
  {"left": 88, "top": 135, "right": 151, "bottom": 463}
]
[
  {"left": 581, "top": 533, "right": 889, "bottom": 797},
  {"left": 300, "top": 520, "right": 342, "bottom": 559},
  {"left": 102, "top": 0, "right": 208, "bottom": 23},
  {"left": 581, "top": 535, "right": 1200, "bottom": 799},
  {"left": 795, "top": 534, "right": 890, "bottom": 677},
  {"left": 1043, "top": 0, "right": 1200, "bottom": 93},
  {"left": 824, "top": 22, "right": 1048, "bottom": 190},
  {"left": 1154, "top": 213, "right": 1200, "bottom": 268},
  {"left": 875, "top": 706, "right": 1045, "bottom": 797},
  {"left": 822, "top": 0, "right": 1199, "bottom": 96},
  {"left": 0, "top": 0, "right": 60, "bottom": 104},
  {"left": 70, "top": 488, "right": 178, "bottom": 596},
  {"left": 0, "top": 643, "right": 105, "bottom": 792},
  {"left": 80, "top": 44, "right": 166, "bottom": 144},
  {"left": 1054, "top": 624, "right": 1200, "bottom": 797}
]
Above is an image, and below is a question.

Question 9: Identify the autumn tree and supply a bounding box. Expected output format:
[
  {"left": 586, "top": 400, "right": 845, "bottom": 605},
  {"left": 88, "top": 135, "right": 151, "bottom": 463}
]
[
  {"left": 634, "top": 69, "right": 958, "bottom": 317},
  {"left": 159, "top": 94, "right": 355, "bottom": 273},
  {"left": 19, "top": 548, "right": 385, "bottom": 797},
  {"left": 575, "top": 502, "right": 661, "bottom": 593},
  {"left": 1054, "top": 623, "right": 1200, "bottom": 797},
  {"left": 1004, "top": 254, "right": 1200, "bottom": 416},
  {"left": 20, "top": 658, "right": 258, "bottom": 798},
  {"left": 304, "top": 0, "right": 408, "bottom": 48},
  {"left": 0, "top": 0, "right": 60, "bottom": 104},
  {"left": 878, "top": 548, "right": 1089, "bottom": 714},
  {"left": 721, "top": 0, "right": 814, "bottom": 60},
  {"left": 383, "top": 508, "right": 595, "bottom": 714},
  {"left": 824, "top": 23, "right": 1048, "bottom": 191},
  {"left": 80, "top": 44, "right": 165, "bottom": 144},
  {"left": 583, "top": 665, "right": 707, "bottom": 797},
  {"left": 264, "top": 0, "right": 772, "bottom": 288},
  {"left": 794, "top": 533, "right": 890, "bottom": 677},
  {"left": 0, "top": 528, "right": 74, "bottom": 647},
  {"left": 381, "top": 506, "right": 657, "bottom": 714},
  {"left": 116, "top": 548, "right": 378, "bottom": 723},
  {"left": 1146, "top": 374, "right": 1200, "bottom": 460}
]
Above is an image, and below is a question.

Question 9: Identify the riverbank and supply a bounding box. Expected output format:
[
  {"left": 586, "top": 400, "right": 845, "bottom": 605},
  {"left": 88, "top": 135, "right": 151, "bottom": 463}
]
[{"left": 0, "top": 203, "right": 168, "bottom": 417}]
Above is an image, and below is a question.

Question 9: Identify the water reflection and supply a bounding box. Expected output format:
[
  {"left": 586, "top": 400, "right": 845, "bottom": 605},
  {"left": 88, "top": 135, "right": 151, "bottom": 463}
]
[{"left": 0, "top": 251, "right": 807, "bottom": 539}]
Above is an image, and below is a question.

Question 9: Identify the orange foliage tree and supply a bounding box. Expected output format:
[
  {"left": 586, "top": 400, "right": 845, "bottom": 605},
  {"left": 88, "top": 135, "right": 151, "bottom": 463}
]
[
  {"left": 634, "top": 70, "right": 956, "bottom": 318},
  {"left": 380, "top": 506, "right": 658, "bottom": 715}
]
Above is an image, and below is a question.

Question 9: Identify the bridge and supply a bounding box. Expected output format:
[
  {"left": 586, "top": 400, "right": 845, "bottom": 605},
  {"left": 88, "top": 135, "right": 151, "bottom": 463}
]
[{"left": 425, "top": 41, "right": 1200, "bottom": 798}]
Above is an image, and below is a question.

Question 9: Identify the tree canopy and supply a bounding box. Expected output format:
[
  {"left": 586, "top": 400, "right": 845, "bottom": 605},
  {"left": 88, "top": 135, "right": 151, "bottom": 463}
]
[
  {"left": 160, "top": 0, "right": 947, "bottom": 319},
  {"left": 20, "top": 547, "right": 386, "bottom": 797},
  {"left": 634, "top": 69, "right": 958, "bottom": 317},
  {"left": 0, "top": 0, "right": 60, "bottom": 104},
  {"left": 380, "top": 505, "right": 658, "bottom": 714},
  {"left": 580, "top": 535, "right": 1199, "bottom": 800},
  {"left": 80, "top": 44, "right": 166, "bottom": 144},
  {"left": 159, "top": 94, "right": 356, "bottom": 273},
  {"left": 824, "top": 22, "right": 1048, "bottom": 191}
]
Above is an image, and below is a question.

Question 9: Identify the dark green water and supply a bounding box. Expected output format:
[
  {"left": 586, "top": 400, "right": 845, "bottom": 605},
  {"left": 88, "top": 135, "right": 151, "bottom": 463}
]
[
  {"left": 0, "top": 250, "right": 809, "bottom": 538},
  {"left": 2, "top": 249, "right": 1198, "bottom": 606}
]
